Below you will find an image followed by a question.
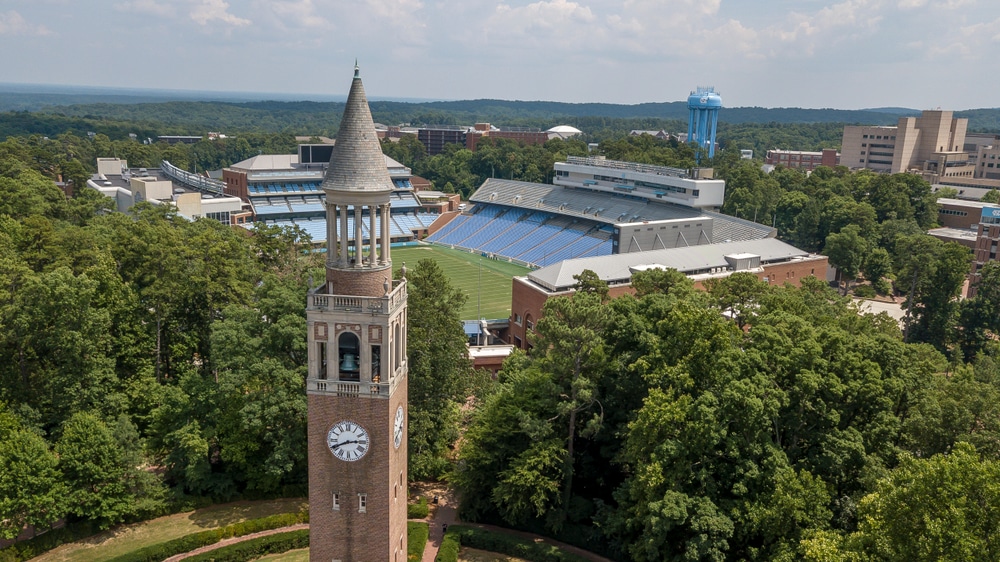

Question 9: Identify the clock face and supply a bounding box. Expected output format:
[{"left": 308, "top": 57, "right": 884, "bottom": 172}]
[
  {"left": 327, "top": 421, "right": 370, "bottom": 462},
  {"left": 393, "top": 406, "right": 405, "bottom": 449}
]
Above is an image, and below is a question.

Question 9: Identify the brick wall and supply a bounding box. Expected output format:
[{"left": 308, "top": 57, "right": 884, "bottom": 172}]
[
  {"left": 327, "top": 266, "right": 394, "bottom": 298},
  {"left": 308, "top": 382, "right": 408, "bottom": 562}
]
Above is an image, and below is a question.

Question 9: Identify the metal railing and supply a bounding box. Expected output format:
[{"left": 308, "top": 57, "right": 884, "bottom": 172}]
[
  {"left": 306, "top": 373, "right": 404, "bottom": 399},
  {"left": 307, "top": 279, "right": 407, "bottom": 315},
  {"left": 160, "top": 160, "right": 225, "bottom": 194},
  {"left": 565, "top": 155, "right": 689, "bottom": 179}
]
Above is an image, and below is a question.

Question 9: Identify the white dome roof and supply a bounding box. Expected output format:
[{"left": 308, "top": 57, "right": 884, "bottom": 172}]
[{"left": 546, "top": 125, "right": 582, "bottom": 135}]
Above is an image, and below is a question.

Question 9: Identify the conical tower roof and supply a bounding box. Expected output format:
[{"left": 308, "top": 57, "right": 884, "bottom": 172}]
[{"left": 321, "top": 64, "right": 393, "bottom": 194}]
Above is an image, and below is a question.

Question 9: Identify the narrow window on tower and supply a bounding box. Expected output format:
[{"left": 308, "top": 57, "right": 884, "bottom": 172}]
[
  {"left": 318, "top": 342, "right": 327, "bottom": 380},
  {"left": 358, "top": 493, "right": 367, "bottom": 513},
  {"left": 371, "top": 345, "right": 381, "bottom": 383},
  {"left": 332, "top": 492, "right": 340, "bottom": 511},
  {"left": 394, "top": 323, "right": 401, "bottom": 370}
]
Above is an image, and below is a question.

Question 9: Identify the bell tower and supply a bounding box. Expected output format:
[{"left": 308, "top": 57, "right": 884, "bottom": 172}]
[{"left": 306, "top": 63, "right": 408, "bottom": 562}]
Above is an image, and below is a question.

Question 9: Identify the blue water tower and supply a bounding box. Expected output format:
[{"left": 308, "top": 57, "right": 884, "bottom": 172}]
[{"left": 687, "top": 87, "right": 722, "bottom": 159}]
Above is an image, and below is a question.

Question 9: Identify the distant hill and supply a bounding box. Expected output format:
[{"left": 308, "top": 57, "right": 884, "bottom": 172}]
[
  {"left": 24, "top": 98, "right": 911, "bottom": 130},
  {"left": 862, "top": 107, "right": 920, "bottom": 115},
  {"left": 3, "top": 85, "right": 999, "bottom": 140},
  {"left": 380, "top": 99, "right": 910, "bottom": 125},
  {"left": 2, "top": 83, "right": 997, "bottom": 131}
]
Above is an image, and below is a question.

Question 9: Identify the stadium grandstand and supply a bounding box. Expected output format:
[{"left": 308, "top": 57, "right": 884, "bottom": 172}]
[
  {"left": 222, "top": 147, "right": 441, "bottom": 244},
  {"left": 424, "top": 176, "right": 774, "bottom": 268}
]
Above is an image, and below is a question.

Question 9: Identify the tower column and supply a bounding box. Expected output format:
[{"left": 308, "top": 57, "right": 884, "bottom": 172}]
[
  {"left": 334, "top": 203, "right": 339, "bottom": 265},
  {"left": 381, "top": 203, "right": 391, "bottom": 264},
  {"left": 340, "top": 205, "right": 349, "bottom": 264},
  {"left": 354, "top": 206, "right": 363, "bottom": 266},
  {"left": 369, "top": 205, "right": 377, "bottom": 266}
]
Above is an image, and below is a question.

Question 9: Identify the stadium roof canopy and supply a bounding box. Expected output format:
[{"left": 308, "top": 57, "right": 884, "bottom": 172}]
[{"left": 469, "top": 178, "right": 774, "bottom": 244}]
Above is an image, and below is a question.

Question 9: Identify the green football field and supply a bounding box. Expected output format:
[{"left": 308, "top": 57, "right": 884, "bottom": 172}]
[{"left": 391, "top": 244, "right": 531, "bottom": 321}]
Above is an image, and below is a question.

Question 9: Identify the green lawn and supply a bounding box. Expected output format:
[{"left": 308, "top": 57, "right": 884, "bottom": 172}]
[
  {"left": 392, "top": 244, "right": 531, "bottom": 321},
  {"left": 33, "top": 498, "right": 307, "bottom": 562}
]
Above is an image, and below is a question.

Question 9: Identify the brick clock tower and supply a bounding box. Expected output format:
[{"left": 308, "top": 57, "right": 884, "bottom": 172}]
[{"left": 307, "top": 64, "right": 408, "bottom": 562}]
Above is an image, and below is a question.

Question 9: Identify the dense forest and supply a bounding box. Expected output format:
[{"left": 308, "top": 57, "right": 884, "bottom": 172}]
[
  {"left": 3, "top": 107, "right": 1000, "bottom": 560},
  {"left": 0, "top": 135, "right": 475, "bottom": 549},
  {"left": 456, "top": 268, "right": 1000, "bottom": 560}
]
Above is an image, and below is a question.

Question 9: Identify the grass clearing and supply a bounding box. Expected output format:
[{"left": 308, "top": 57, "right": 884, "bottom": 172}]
[
  {"left": 32, "top": 498, "right": 307, "bottom": 562},
  {"left": 392, "top": 244, "right": 531, "bottom": 321}
]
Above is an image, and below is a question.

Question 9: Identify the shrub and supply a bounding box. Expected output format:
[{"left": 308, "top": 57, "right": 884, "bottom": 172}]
[
  {"left": 434, "top": 528, "right": 461, "bottom": 562},
  {"left": 184, "top": 529, "right": 309, "bottom": 562},
  {"left": 408, "top": 522, "right": 429, "bottom": 561},
  {"left": 408, "top": 496, "right": 430, "bottom": 519},
  {"left": 873, "top": 278, "right": 892, "bottom": 295},
  {"left": 852, "top": 284, "right": 876, "bottom": 298},
  {"left": 105, "top": 511, "right": 308, "bottom": 562},
  {"left": 438, "top": 526, "right": 591, "bottom": 562},
  {"left": 0, "top": 521, "right": 99, "bottom": 562}
]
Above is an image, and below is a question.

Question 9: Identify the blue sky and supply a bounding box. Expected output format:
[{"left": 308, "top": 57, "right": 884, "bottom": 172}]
[{"left": 1, "top": 0, "right": 998, "bottom": 109}]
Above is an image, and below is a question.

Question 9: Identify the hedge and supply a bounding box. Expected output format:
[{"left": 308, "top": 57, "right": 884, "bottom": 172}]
[
  {"left": 104, "top": 511, "right": 308, "bottom": 562},
  {"left": 184, "top": 529, "right": 309, "bottom": 562},
  {"left": 0, "top": 493, "right": 302, "bottom": 562},
  {"left": 408, "top": 496, "right": 430, "bottom": 519},
  {"left": 435, "top": 526, "right": 592, "bottom": 562},
  {"left": 407, "top": 522, "right": 429, "bottom": 561},
  {"left": 434, "top": 530, "right": 462, "bottom": 562},
  {"left": 0, "top": 521, "right": 101, "bottom": 562}
]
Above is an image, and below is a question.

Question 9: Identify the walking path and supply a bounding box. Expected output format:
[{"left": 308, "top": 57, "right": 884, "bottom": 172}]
[
  {"left": 412, "top": 482, "right": 458, "bottom": 562},
  {"left": 162, "top": 523, "right": 309, "bottom": 562}
]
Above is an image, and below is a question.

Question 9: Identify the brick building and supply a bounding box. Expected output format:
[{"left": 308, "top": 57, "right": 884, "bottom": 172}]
[
  {"left": 764, "top": 149, "right": 839, "bottom": 171},
  {"left": 508, "top": 238, "right": 828, "bottom": 349},
  {"left": 970, "top": 206, "right": 1000, "bottom": 297}
]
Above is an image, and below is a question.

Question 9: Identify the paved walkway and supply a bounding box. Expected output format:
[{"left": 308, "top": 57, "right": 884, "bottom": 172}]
[
  {"left": 162, "top": 523, "right": 309, "bottom": 561},
  {"left": 413, "top": 482, "right": 458, "bottom": 562}
]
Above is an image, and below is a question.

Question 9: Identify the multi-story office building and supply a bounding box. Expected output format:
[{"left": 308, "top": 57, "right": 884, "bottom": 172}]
[
  {"left": 465, "top": 123, "right": 549, "bottom": 151},
  {"left": 416, "top": 123, "right": 558, "bottom": 155},
  {"left": 976, "top": 144, "right": 1000, "bottom": 180},
  {"left": 416, "top": 126, "right": 467, "bottom": 155},
  {"left": 764, "top": 149, "right": 839, "bottom": 171},
  {"left": 970, "top": 206, "right": 1000, "bottom": 296},
  {"left": 841, "top": 110, "right": 975, "bottom": 183}
]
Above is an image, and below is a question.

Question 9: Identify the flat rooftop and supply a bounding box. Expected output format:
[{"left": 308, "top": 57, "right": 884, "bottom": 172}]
[
  {"left": 565, "top": 155, "right": 689, "bottom": 179},
  {"left": 527, "top": 238, "right": 818, "bottom": 292},
  {"left": 93, "top": 169, "right": 236, "bottom": 201}
]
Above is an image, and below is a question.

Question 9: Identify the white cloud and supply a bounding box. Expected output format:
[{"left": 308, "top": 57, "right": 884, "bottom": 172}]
[
  {"left": 190, "top": 0, "right": 251, "bottom": 26},
  {"left": 0, "top": 10, "right": 50, "bottom": 36},
  {"left": 266, "top": 0, "right": 330, "bottom": 29},
  {"left": 115, "top": 0, "right": 175, "bottom": 17},
  {"left": 365, "top": 0, "right": 427, "bottom": 45},
  {"left": 898, "top": 0, "right": 926, "bottom": 9},
  {"left": 935, "top": 0, "right": 975, "bottom": 9}
]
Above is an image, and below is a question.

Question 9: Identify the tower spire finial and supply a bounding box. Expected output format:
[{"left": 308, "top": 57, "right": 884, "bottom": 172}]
[{"left": 354, "top": 59, "right": 359, "bottom": 78}]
